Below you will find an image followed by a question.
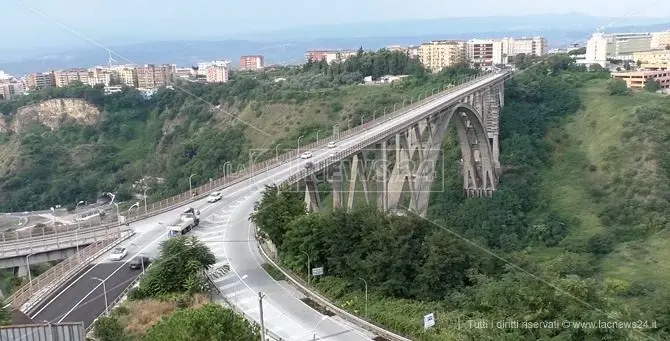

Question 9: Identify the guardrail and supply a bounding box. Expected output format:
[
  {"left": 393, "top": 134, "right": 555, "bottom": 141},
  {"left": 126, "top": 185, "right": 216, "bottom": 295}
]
[
  {"left": 5, "top": 230, "right": 135, "bottom": 311},
  {"left": 256, "top": 237, "right": 412, "bottom": 341},
  {"left": 0, "top": 71, "right": 504, "bottom": 253}
]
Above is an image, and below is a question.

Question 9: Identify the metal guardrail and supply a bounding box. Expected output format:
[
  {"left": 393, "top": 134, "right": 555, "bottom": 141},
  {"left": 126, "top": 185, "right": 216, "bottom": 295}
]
[
  {"left": 256, "top": 238, "right": 412, "bottom": 341},
  {"left": 5, "top": 230, "right": 135, "bottom": 311},
  {"left": 0, "top": 71, "right": 504, "bottom": 255}
]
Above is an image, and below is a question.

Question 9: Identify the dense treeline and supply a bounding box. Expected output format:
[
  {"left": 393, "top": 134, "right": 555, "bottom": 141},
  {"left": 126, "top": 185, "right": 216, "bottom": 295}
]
[
  {"left": 251, "top": 56, "right": 667, "bottom": 340},
  {"left": 303, "top": 47, "right": 426, "bottom": 79}
]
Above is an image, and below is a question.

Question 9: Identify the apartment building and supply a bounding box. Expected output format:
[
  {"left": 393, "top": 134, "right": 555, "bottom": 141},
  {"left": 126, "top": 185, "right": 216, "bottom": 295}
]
[
  {"left": 466, "top": 39, "right": 505, "bottom": 67},
  {"left": 239, "top": 55, "right": 264, "bottom": 70},
  {"left": 586, "top": 32, "right": 653, "bottom": 67},
  {"left": 633, "top": 49, "right": 670, "bottom": 69},
  {"left": 385, "top": 45, "right": 420, "bottom": 59},
  {"left": 418, "top": 40, "right": 467, "bottom": 72},
  {"left": 651, "top": 31, "right": 670, "bottom": 49},
  {"left": 25, "top": 72, "right": 56, "bottom": 90},
  {"left": 500, "top": 37, "right": 547, "bottom": 59},
  {"left": 115, "top": 66, "right": 138, "bottom": 87},
  {"left": 0, "top": 79, "right": 24, "bottom": 100},
  {"left": 306, "top": 50, "right": 358, "bottom": 64},
  {"left": 205, "top": 64, "right": 229, "bottom": 83},
  {"left": 136, "top": 64, "right": 175, "bottom": 89},
  {"left": 175, "top": 67, "right": 196, "bottom": 80},
  {"left": 53, "top": 68, "right": 89, "bottom": 87},
  {"left": 611, "top": 69, "right": 670, "bottom": 89},
  {"left": 87, "top": 68, "right": 115, "bottom": 87}
]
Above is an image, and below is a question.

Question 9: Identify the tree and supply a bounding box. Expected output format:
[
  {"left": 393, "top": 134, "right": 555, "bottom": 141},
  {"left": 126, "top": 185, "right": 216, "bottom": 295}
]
[
  {"left": 607, "top": 78, "right": 629, "bottom": 96},
  {"left": 92, "top": 316, "right": 129, "bottom": 341},
  {"left": 249, "top": 184, "right": 306, "bottom": 247},
  {"left": 644, "top": 79, "right": 662, "bottom": 92},
  {"left": 0, "top": 306, "right": 10, "bottom": 326},
  {"left": 142, "top": 303, "right": 260, "bottom": 341},
  {"left": 131, "top": 236, "right": 216, "bottom": 298}
]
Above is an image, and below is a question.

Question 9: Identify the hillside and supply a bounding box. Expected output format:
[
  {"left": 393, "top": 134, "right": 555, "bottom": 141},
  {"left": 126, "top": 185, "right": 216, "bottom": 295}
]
[{"left": 0, "top": 49, "right": 476, "bottom": 212}]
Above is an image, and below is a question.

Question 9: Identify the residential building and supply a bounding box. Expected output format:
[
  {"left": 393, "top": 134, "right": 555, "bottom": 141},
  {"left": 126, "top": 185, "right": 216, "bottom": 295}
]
[
  {"left": 136, "top": 64, "right": 175, "bottom": 89},
  {"left": 385, "top": 45, "right": 420, "bottom": 59},
  {"left": 239, "top": 55, "right": 265, "bottom": 70},
  {"left": 611, "top": 69, "right": 670, "bottom": 89},
  {"left": 651, "top": 31, "right": 670, "bottom": 49},
  {"left": 206, "top": 64, "right": 229, "bottom": 83},
  {"left": 408, "top": 46, "right": 420, "bottom": 59},
  {"left": 53, "top": 68, "right": 89, "bottom": 87},
  {"left": 632, "top": 49, "right": 670, "bottom": 69},
  {"left": 25, "top": 72, "right": 56, "bottom": 90},
  {"left": 0, "top": 81, "right": 24, "bottom": 101},
  {"left": 466, "top": 39, "right": 504, "bottom": 67},
  {"left": 175, "top": 67, "right": 195, "bottom": 80},
  {"left": 418, "top": 40, "right": 467, "bottom": 73},
  {"left": 115, "top": 66, "right": 138, "bottom": 87},
  {"left": 501, "top": 37, "right": 547, "bottom": 60},
  {"left": 306, "top": 50, "right": 357, "bottom": 64},
  {"left": 87, "top": 68, "right": 114, "bottom": 86},
  {"left": 586, "top": 32, "right": 653, "bottom": 67}
]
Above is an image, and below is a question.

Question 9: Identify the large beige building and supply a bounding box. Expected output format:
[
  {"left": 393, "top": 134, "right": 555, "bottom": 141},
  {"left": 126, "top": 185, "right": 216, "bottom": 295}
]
[
  {"left": 305, "top": 50, "right": 358, "bottom": 64},
  {"left": 115, "top": 66, "right": 138, "bottom": 87},
  {"left": 205, "top": 63, "right": 229, "bottom": 83},
  {"left": 466, "top": 39, "right": 504, "bottom": 67},
  {"left": 419, "top": 40, "right": 467, "bottom": 72},
  {"left": 611, "top": 69, "right": 670, "bottom": 89},
  {"left": 632, "top": 49, "right": 670, "bottom": 69},
  {"left": 136, "top": 64, "right": 175, "bottom": 89},
  {"left": 53, "top": 68, "right": 89, "bottom": 87},
  {"left": 239, "top": 55, "right": 264, "bottom": 70},
  {"left": 500, "top": 37, "right": 547, "bottom": 60},
  {"left": 25, "top": 72, "right": 56, "bottom": 90},
  {"left": 651, "top": 31, "right": 670, "bottom": 49},
  {"left": 586, "top": 32, "right": 653, "bottom": 66}
]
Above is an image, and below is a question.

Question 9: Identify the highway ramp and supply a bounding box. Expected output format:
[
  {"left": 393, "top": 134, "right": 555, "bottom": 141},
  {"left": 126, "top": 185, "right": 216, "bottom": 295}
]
[{"left": 30, "top": 261, "right": 141, "bottom": 327}]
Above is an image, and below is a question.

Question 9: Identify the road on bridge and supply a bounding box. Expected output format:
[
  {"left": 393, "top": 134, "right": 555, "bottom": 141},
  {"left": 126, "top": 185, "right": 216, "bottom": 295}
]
[{"left": 26, "top": 73, "right": 506, "bottom": 339}]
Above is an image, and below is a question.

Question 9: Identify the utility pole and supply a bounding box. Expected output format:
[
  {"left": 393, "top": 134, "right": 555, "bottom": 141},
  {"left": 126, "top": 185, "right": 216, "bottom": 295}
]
[{"left": 258, "top": 292, "right": 266, "bottom": 341}]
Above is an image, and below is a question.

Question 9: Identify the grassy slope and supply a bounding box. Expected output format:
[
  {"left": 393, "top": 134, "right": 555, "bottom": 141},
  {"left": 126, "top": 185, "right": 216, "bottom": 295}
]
[{"left": 541, "top": 79, "right": 670, "bottom": 303}]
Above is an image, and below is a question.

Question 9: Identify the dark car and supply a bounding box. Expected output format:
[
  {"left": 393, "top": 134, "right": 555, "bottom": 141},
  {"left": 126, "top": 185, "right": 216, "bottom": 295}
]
[{"left": 129, "top": 256, "right": 151, "bottom": 270}]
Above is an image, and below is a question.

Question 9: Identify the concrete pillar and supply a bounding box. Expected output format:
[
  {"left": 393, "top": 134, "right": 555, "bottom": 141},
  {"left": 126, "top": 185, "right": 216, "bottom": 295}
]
[
  {"left": 303, "top": 174, "right": 321, "bottom": 212},
  {"left": 332, "top": 161, "right": 343, "bottom": 209},
  {"left": 375, "top": 141, "right": 388, "bottom": 211},
  {"left": 346, "top": 153, "right": 370, "bottom": 210}
]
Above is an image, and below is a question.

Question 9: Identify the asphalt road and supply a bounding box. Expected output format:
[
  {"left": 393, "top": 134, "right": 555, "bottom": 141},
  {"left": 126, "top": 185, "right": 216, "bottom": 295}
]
[
  {"left": 30, "top": 261, "right": 142, "bottom": 327},
  {"left": 29, "top": 73, "right": 505, "bottom": 339}
]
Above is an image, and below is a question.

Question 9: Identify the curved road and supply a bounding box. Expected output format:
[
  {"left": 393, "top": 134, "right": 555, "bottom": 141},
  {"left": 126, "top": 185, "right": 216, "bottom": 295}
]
[{"left": 27, "top": 73, "right": 506, "bottom": 340}]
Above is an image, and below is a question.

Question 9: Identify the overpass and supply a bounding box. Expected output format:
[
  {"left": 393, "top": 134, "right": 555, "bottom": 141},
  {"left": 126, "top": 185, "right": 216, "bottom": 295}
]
[{"left": 3, "top": 71, "right": 510, "bottom": 341}]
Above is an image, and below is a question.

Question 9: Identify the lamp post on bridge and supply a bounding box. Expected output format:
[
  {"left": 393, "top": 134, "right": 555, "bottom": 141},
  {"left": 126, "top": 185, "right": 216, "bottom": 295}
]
[
  {"left": 127, "top": 202, "right": 140, "bottom": 220},
  {"left": 189, "top": 173, "right": 196, "bottom": 197},
  {"left": 275, "top": 144, "right": 281, "bottom": 160},
  {"left": 74, "top": 200, "right": 84, "bottom": 259},
  {"left": 112, "top": 202, "right": 120, "bottom": 236},
  {"left": 316, "top": 130, "right": 320, "bottom": 144},
  {"left": 297, "top": 135, "right": 304, "bottom": 154},
  {"left": 26, "top": 253, "right": 33, "bottom": 296},
  {"left": 143, "top": 188, "right": 150, "bottom": 214}
]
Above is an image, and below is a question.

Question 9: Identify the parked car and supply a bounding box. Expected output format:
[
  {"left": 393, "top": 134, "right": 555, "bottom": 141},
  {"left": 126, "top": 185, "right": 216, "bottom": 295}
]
[
  {"left": 110, "top": 247, "right": 128, "bottom": 261},
  {"left": 300, "top": 151, "right": 313, "bottom": 159},
  {"left": 129, "top": 256, "right": 151, "bottom": 270},
  {"left": 207, "top": 191, "right": 222, "bottom": 203},
  {"left": 327, "top": 141, "right": 337, "bottom": 148}
]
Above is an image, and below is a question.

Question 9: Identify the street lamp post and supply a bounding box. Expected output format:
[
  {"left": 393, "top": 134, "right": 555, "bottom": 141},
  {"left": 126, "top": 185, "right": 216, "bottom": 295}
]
[
  {"left": 316, "top": 130, "right": 320, "bottom": 144},
  {"left": 49, "top": 207, "right": 55, "bottom": 227},
  {"left": 275, "top": 144, "right": 281, "bottom": 160},
  {"left": 127, "top": 202, "right": 140, "bottom": 219},
  {"left": 359, "top": 277, "right": 368, "bottom": 318},
  {"left": 189, "top": 174, "right": 196, "bottom": 197},
  {"left": 74, "top": 200, "right": 84, "bottom": 258},
  {"left": 113, "top": 203, "right": 120, "bottom": 236},
  {"left": 92, "top": 277, "right": 109, "bottom": 316},
  {"left": 301, "top": 251, "right": 311, "bottom": 285},
  {"left": 26, "top": 253, "right": 33, "bottom": 296},
  {"left": 258, "top": 292, "right": 266, "bottom": 341},
  {"left": 297, "top": 135, "right": 304, "bottom": 154},
  {"left": 143, "top": 188, "right": 150, "bottom": 214}
]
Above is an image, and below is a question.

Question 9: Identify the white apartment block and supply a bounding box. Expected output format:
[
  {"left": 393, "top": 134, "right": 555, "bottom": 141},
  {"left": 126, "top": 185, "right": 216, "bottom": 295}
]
[
  {"left": 197, "top": 61, "right": 230, "bottom": 76},
  {"left": 651, "top": 31, "right": 670, "bottom": 49},
  {"left": 205, "top": 64, "right": 229, "bottom": 83},
  {"left": 418, "top": 40, "right": 467, "bottom": 72},
  {"left": 585, "top": 32, "right": 653, "bottom": 67},
  {"left": 500, "top": 37, "right": 547, "bottom": 60}
]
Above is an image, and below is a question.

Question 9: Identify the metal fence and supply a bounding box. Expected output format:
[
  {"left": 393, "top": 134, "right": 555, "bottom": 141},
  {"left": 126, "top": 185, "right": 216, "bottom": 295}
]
[
  {"left": 0, "top": 322, "right": 86, "bottom": 341},
  {"left": 0, "top": 71, "right": 505, "bottom": 254}
]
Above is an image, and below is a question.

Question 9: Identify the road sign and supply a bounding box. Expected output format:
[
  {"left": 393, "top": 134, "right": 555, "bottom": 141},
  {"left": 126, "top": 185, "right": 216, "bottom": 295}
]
[
  {"left": 311, "top": 267, "right": 324, "bottom": 276},
  {"left": 423, "top": 313, "right": 435, "bottom": 329}
]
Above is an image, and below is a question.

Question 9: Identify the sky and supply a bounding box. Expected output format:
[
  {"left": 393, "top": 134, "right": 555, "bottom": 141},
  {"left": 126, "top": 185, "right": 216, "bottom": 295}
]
[{"left": 2, "top": 0, "right": 670, "bottom": 49}]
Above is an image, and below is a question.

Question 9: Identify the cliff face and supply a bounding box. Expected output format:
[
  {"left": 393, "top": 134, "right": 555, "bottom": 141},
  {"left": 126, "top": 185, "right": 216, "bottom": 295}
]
[{"left": 3, "top": 98, "right": 100, "bottom": 133}]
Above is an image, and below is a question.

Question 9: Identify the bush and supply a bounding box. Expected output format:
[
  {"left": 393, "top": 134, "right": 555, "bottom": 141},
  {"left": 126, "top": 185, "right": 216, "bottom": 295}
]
[{"left": 607, "top": 78, "right": 629, "bottom": 95}]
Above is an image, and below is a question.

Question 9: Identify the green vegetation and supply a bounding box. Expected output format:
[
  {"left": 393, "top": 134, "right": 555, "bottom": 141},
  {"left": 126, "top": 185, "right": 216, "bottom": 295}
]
[
  {"left": 93, "top": 237, "right": 259, "bottom": 341},
  {"left": 251, "top": 56, "right": 670, "bottom": 340},
  {"left": 607, "top": 78, "right": 630, "bottom": 95},
  {"left": 260, "top": 263, "right": 285, "bottom": 281},
  {"left": 0, "top": 49, "right": 478, "bottom": 212},
  {"left": 0, "top": 304, "right": 9, "bottom": 326}
]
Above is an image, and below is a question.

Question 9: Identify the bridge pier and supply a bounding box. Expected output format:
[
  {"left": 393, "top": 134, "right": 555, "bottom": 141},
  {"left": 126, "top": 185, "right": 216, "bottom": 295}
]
[{"left": 296, "top": 74, "right": 507, "bottom": 217}]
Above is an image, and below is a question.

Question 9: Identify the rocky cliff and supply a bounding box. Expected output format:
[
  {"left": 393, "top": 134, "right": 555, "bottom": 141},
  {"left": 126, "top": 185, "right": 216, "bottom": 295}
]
[{"left": 1, "top": 98, "right": 100, "bottom": 133}]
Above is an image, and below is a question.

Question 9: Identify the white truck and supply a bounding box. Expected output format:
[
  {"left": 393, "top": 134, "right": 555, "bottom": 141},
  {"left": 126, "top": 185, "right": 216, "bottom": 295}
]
[{"left": 167, "top": 207, "right": 201, "bottom": 238}]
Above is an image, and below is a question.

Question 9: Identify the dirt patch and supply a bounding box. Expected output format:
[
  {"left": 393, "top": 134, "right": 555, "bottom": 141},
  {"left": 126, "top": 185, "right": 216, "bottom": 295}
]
[
  {"left": 300, "top": 297, "right": 335, "bottom": 317},
  {"left": 117, "top": 293, "right": 211, "bottom": 337}
]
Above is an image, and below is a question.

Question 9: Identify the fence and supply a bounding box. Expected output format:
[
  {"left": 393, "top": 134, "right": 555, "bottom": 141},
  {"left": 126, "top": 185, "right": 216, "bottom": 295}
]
[
  {"left": 0, "top": 71, "right": 506, "bottom": 252},
  {"left": 4, "top": 230, "right": 135, "bottom": 311}
]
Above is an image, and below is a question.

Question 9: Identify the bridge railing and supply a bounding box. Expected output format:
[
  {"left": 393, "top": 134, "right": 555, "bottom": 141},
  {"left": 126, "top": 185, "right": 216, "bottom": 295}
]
[
  {"left": 0, "top": 71, "right": 504, "bottom": 253},
  {"left": 4, "top": 230, "right": 129, "bottom": 310}
]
